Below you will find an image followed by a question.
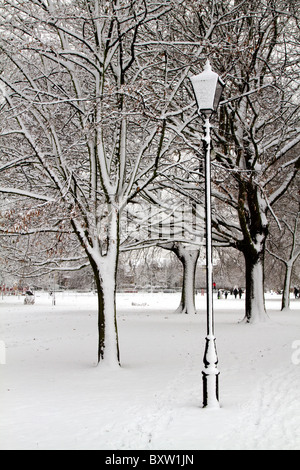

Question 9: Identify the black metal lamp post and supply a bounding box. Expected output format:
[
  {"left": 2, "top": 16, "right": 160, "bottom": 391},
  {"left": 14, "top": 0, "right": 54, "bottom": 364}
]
[{"left": 190, "top": 60, "right": 225, "bottom": 408}]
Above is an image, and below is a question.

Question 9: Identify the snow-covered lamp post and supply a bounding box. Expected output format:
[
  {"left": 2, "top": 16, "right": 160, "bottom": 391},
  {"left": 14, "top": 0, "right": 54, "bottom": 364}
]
[{"left": 190, "top": 60, "right": 225, "bottom": 408}]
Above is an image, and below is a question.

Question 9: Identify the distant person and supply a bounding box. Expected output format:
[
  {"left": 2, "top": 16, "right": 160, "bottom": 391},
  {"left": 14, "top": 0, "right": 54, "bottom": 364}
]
[
  {"left": 294, "top": 287, "right": 299, "bottom": 299},
  {"left": 239, "top": 288, "right": 243, "bottom": 299},
  {"left": 233, "top": 287, "right": 238, "bottom": 299}
]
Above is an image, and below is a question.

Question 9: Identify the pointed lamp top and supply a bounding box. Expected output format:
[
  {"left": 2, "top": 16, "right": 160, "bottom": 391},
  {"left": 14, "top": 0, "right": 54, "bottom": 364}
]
[
  {"left": 204, "top": 59, "right": 212, "bottom": 72},
  {"left": 190, "top": 60, "right": 225, "bottom": 115}
]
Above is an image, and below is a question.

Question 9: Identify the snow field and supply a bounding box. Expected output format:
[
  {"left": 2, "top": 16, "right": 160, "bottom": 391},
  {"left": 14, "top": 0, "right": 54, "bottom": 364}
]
[{"left": 0, "top": 292, "right": 299, "bottom": 450}]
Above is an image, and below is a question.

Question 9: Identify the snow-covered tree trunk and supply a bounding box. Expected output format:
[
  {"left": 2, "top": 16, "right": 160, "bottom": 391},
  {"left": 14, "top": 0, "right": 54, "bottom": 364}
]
[
  {"left": 72, "top": 205, "right": 121, "bottom": 366},
  {"left": 281, "top": 261, "right": 293, "bottom": 311},
  {"left": 96, "top": 211, "right": 120, "bottom": 366},
  {"left": 94, "top": 258, "right": 120, "bottom": 367},
  {"left": 236, "top": 181, "right": 269, "bottom": 323},
  {"left": 243, "top": 248, "right": 267, "bottom": 323},
  {"left": 172, "top": 244, "right": 199, "bottom": 315}
]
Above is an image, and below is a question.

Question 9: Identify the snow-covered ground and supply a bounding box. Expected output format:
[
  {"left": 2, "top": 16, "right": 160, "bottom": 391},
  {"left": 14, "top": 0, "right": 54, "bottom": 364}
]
[{"left": 0, "top": 291, "right": 299, "bottom": 450}]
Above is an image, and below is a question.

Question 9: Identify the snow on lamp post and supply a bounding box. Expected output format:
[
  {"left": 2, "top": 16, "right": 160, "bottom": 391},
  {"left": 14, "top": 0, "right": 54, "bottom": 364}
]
[{"left": 190, "top": 60, "right": 225, "bottom": 409}]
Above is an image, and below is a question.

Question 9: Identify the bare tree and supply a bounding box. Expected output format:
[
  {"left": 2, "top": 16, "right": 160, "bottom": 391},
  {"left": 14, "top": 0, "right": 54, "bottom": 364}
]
[
  {"left": 205, "top": 0, "right": 300, "bottom": 322},
  {"left": 137, "top": 0, "right": 300, "bottom": 322},
  {"left": 0, "top": 0, "right": 183, "bottom": 366},
  {"left": 267, "top": 183, "right": 300, "bottom": 310}
]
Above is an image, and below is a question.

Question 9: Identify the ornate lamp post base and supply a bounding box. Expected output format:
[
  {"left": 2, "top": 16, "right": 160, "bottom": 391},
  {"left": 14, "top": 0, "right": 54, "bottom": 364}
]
[{"left": 202, "top": 335, "right": 220, "bottom": 408}]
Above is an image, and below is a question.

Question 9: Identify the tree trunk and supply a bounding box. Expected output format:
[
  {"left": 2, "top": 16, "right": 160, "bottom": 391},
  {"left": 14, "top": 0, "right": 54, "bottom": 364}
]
[
  {"left": 237, "top": 182, "right": 269, "bottom": 323},
  {"left": 93, "top": 258, "right": 120, "bottom": 367},
  {"left": 83, "top": 208, "right": 121, "bottom": 368},
  {"left": 243, "top": 249, "right": 268, "bottom": 323},
  {"left": 173, "top": 245, "right": 199, "bottom": 315},
  {"left": 281, "top": 261, "right": 292, "bottom": 311}
]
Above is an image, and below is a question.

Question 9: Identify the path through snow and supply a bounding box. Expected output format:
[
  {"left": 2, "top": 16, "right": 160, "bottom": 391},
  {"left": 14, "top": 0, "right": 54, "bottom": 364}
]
[{"left": 220, "top": 365, "right": 300, "bottom": 450}]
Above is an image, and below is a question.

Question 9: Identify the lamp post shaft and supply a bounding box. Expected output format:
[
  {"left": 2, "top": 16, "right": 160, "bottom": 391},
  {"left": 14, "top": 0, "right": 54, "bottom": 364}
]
[{"left": 202, "top": 115, "right": 220, "bottom": 409}]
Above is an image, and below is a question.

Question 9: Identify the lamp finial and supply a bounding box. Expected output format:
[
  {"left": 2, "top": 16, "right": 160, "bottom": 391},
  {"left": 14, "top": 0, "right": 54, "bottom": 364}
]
[{"left": 204, "top": 60, "right": 212, "bottom": 72}]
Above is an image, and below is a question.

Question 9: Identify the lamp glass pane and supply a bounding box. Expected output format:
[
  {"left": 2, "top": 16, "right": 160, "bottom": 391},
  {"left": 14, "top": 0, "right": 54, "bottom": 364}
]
[
  {"left": 213, "top": 81, "right": 225, "bottom": 111},
  {"left": 191, "top": 75, "right": 218, "bottom": 111}
]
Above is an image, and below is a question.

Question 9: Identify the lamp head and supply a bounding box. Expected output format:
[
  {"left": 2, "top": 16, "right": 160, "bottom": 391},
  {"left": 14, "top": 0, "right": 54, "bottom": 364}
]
[{"left": 190, "top": 60, "right": 225, "bottom": 116}]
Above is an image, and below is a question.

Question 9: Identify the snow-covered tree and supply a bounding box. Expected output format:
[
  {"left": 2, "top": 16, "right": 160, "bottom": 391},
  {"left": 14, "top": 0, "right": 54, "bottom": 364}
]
[
  {"left": 204, "top": 0, "right": 300, "bottom": 322},
  {"left": 267, "top": 183, "right": 300, "bottom": 310},
  {"left": 0, "top": 0, "right": 184, "bottom": 366},
  {"left": 146, "top": 0, "right": 300, "bottom": 322}
]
